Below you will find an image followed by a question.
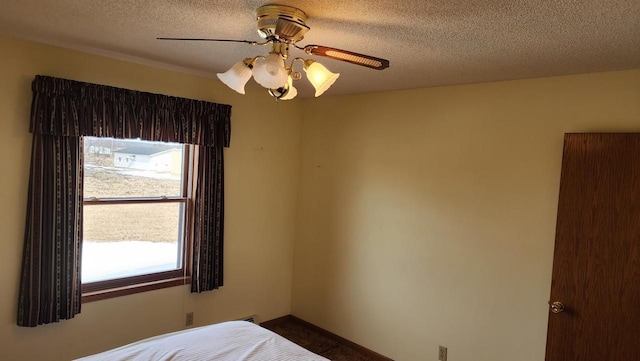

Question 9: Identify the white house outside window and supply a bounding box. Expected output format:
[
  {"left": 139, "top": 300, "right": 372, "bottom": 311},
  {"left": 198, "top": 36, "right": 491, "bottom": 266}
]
[{"left": 82, "top": 136, "right": 192, "bottom": 296}]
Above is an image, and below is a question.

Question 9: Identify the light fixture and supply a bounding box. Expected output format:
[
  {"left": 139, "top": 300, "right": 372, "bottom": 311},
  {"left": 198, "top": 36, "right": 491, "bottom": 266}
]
[
  {"left": 216, "top": 58, "right": 254, "bottom": 94},
  {"left": 252, "top": 52, "right": 289, "bottom": 89},
  {"left": 268, "top": 76, "right": 298, "bottom": 100},
  {"left": 303, "top": 60, "right": 340, "bottom": 97},
  {"left": 217, "top": 42, "right": 340, "bottom": 101},
  {"left": 161, "top": 4, "right": 389, "bottom": 101},
  {"left": 281, "top": 77, "right": 298, "bottom": 100}
]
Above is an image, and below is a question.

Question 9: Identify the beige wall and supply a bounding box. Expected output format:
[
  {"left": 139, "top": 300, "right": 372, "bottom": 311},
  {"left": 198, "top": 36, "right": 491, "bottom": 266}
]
[
  {"left": 0, "top": 36, "right": 303, "bottom": 360},
  {"left": 2, "top": 34, "right": 640, "bottom": 361},
  {"left": 292, "top": 69, "right": 640, "bottom": 360}
]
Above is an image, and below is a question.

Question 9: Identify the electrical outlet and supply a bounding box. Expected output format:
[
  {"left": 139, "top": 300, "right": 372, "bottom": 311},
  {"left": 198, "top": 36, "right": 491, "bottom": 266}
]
[
  {"left": 438, "top": 345, "right": 447, "bottom": 361},
  {"left": 185, "top": 312, "right": 194, "bottom": 326}
]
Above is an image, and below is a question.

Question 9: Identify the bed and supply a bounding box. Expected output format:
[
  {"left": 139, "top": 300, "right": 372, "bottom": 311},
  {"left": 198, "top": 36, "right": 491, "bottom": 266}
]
[{"left": 74, "top": 320, "right": 329, "bottom": 361}]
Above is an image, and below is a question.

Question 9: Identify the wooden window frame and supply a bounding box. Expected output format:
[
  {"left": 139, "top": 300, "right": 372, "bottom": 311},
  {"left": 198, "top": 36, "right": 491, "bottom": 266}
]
[{"left": 81, "top": 142, "right": 194, "bottom": 303}]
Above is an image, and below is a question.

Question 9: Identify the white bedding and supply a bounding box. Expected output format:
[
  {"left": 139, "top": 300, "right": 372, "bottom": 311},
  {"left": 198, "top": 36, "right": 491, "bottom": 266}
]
[{"left": 75, "top": 320, "right": 329, "bottom": 361}]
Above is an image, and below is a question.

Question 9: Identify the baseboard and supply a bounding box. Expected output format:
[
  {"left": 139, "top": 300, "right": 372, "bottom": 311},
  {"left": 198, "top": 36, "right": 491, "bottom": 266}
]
[
  {"left": 259, "top": 314, "right": 291, "bottom": 329},
  {"left": 260, "top": 314, "right": 394, "bottom": 361}
]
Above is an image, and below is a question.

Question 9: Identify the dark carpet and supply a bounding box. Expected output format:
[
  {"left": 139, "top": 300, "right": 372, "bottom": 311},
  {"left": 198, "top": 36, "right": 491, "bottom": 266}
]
[{"left": 263, "top": 318, "right": 376, "bottom": 361}]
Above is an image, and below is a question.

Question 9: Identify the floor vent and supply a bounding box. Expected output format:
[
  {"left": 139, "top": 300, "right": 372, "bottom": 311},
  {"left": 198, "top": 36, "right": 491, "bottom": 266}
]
[{"left": 240, "top": 315, "right": 257, "bottom": 324}]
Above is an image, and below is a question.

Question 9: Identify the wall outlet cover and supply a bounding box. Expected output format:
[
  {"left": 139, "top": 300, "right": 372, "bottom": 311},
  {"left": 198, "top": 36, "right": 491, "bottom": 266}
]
[
  {"left": 185, "top": 312, "right": 194, "bottom": 326},
  {"left": 439, "top": 345, "right": 447, "bottom": 361}
]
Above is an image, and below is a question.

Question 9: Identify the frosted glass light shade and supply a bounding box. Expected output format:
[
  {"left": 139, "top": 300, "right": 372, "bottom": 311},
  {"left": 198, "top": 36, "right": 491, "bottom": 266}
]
[
  {"left": 217, "top": 60, "right": 253, "bottom": 94},
  {"left": 252, "top": 53, "right": 288, "bottom": 89},
  {"left": 304, "top": 60, "right": 340, "bottom": 97},
  {"left": 267, "top": 76, "right": 297, "bottom": 100},
  {"left": 280, "top": 77, "right": 297, "bottom": 100}
]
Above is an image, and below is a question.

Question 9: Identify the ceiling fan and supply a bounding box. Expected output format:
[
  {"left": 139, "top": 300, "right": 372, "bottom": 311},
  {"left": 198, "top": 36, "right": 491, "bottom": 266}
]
[{"left": 158, "top": 4, "right": 390, "bottom": 100}]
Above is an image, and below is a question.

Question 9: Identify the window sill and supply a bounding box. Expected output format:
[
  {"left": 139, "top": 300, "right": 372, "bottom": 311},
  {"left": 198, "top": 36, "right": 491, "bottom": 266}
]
[{"left": 82, "top": 276, "right": 191, "bottom": 303}]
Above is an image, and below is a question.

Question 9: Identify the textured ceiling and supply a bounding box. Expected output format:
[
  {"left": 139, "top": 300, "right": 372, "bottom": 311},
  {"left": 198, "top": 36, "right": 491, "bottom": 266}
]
[{"left": 1, "top": 0, "right": 639, "bottom": 98}]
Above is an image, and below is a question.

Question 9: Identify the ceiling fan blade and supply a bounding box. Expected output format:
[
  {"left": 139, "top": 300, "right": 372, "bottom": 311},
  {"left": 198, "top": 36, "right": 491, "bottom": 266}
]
[
  {"left": 157, "top": 37, "right": 260, "bottom": 45},
  {"left": 303, "top": 45, "right": 389, "bottom": 70}
]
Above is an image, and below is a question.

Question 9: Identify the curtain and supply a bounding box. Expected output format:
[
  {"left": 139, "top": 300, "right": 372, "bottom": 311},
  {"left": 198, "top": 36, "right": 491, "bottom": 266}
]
[
  {"left": 191, "top": 146, "right": 224, "bottom": 292},
  {"left": 29, "top": 75, "right": 231, "bottom": 145},
  {"left": 18, "top": 75, "right": 231, "bottom": 327},
  {"left": 17, "top": 134, "right": 84, "bottom": 327}
]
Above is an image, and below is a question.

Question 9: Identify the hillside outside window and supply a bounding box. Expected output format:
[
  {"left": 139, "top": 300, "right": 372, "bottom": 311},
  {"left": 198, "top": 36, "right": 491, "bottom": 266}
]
[{"left": 81, "top": 137, "right": 192, "bottom": 299}]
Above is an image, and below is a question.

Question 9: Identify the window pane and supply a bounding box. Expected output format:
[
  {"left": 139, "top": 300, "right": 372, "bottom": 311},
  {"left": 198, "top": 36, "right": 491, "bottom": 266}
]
[
  {"left": 82, "top": 202, "right": 185, "bottom": 283},
  {"left": 84, "top": 137, "right": 184, "bottom": 198}
]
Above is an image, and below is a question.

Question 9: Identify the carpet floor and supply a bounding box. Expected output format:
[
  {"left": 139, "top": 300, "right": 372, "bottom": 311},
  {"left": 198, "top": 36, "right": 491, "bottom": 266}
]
[{"left": 263, "top": 318, "right": 376, "bottom": 361}]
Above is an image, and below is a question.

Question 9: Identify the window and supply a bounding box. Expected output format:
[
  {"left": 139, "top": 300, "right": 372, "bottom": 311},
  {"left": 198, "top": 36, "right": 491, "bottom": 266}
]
[
  {"left": 81, "top": 137, "right": 192, "bottom": 302},
  {"left": 18, "top": 76, "right": 228, "bottom": 327}
]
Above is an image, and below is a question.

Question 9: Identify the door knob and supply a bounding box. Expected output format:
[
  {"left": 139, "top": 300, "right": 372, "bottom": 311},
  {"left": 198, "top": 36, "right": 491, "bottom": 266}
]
[{"left": 550, "top": 301, "right": 565, "bottom": 314}]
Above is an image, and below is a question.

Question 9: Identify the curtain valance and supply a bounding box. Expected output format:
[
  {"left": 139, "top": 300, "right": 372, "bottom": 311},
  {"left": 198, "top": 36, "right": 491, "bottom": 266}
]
[
  {"left": 30, "top": 75, "right": 231, "bottom": 147},
  {"left": 18, "top": 75, "right": 229, "bottom": 327}
]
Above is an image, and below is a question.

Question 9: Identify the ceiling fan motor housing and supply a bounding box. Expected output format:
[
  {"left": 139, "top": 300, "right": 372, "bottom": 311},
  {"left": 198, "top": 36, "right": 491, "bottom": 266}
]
[{"left": 256, "top": 4, "right": 309, "bottom": 43}]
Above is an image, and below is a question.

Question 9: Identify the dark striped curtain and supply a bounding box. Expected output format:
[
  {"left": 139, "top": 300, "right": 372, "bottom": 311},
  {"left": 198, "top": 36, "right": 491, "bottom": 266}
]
[
  {"left": 18, "top": 134, "right": 84, "bottom": 327},
  {"left": 18, "top": 75, "right": 231, "bottom": 327},
  {"left": 191, "top": 146, "right": 224, "bottom": 292}
]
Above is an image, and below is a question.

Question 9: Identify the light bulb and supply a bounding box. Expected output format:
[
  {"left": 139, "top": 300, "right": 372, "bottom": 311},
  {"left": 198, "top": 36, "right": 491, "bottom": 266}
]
[
  {"left": 304, "top": 60, "right": 340, "bottom": 97},
  {"left": 252, "top": 53, "right": 288, "bottom": 89},
  {"left": 280, "top": 77, "right": 297, "bottom": 100},
  {"left": 268, "top": 76, "right": 297, "bottom": 100},
  {"left": 265, "top": 53, "right": 282, "bottom": 75},
  {"left": 216, "top": 59, "right": 254, "bottom": 94}
]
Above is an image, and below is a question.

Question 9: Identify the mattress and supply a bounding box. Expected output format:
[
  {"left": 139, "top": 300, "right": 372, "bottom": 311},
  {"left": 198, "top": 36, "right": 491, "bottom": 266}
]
[{"left": 74, "top": 320, "right": 329, "bottom": 361}]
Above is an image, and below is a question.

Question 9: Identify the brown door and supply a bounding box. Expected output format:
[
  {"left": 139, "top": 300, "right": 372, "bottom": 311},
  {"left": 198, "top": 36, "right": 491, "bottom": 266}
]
[{"left": 546, "top": 133, "right": 640, "bottom": 360}]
